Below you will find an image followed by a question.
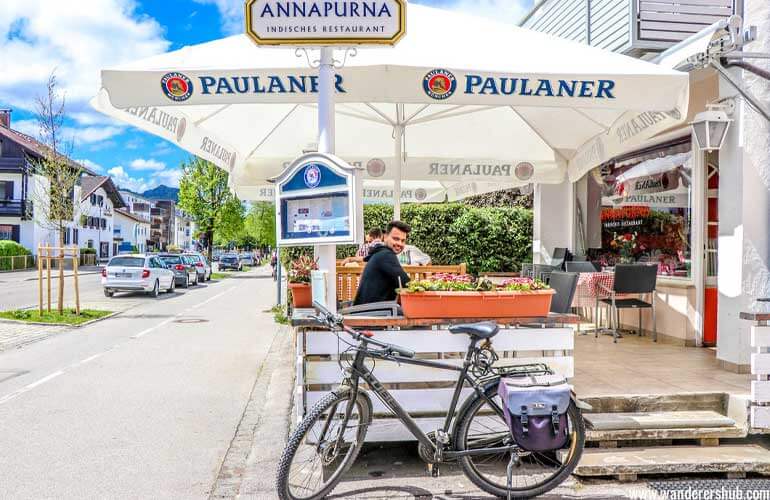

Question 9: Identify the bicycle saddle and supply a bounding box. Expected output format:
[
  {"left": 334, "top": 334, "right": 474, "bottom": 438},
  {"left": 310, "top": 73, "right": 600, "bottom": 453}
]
[{"left": 448, "top": 321, "right": 499, "bottom": 339}]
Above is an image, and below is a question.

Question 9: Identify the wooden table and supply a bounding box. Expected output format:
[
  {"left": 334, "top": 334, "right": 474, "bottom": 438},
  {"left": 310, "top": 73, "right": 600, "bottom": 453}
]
[{"left": 291, "top": 310, "right": 577, "bottom": 442}]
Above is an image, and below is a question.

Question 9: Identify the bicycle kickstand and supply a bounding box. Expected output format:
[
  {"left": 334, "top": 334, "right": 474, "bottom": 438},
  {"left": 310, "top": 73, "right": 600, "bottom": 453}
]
[{"left": 506, "top": 453, "right": 516, "bottom": 500}]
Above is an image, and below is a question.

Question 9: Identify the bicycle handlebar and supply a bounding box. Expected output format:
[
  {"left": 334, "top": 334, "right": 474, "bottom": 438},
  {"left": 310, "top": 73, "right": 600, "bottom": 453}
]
[{"left": 311, "top": 301, "right": 415, "bottom": 359}]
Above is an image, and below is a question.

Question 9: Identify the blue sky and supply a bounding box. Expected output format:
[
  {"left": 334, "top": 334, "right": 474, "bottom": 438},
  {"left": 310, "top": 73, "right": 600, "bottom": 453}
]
[{"left": 0, "top": 0, "right": 533, "bottom": 193}]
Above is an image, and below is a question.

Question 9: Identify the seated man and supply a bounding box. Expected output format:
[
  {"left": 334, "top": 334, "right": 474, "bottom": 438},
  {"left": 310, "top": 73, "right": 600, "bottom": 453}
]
[
  {"left": 354, "top": 221, "right": 411, "bottom": 305},
  {"left": 341, "top": 227, "right": 383, "bottom": 266}
]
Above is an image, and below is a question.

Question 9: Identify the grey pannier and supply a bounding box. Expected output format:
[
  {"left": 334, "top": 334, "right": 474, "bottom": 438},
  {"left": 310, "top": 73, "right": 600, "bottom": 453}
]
[{"left": 498, "top": 374, "right": 571, "bottom": 452}]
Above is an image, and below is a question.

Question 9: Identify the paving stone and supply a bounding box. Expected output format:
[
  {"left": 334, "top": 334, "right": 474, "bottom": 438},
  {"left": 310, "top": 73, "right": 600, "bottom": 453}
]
[
  {"left": 575, "top": 445, "right": 770, "bottom": 478},
  {"left": 585, "top": 411, "right": 735, "bottom": 431}
]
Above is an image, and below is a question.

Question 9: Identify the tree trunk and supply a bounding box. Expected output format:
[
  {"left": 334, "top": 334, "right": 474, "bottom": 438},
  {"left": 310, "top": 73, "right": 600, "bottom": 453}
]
[
  {"left": 206, "top": 229, "right": 214, "bottom": 262},
  {"left": 57, "top": 228, "right": 64, "bottom": 314}
]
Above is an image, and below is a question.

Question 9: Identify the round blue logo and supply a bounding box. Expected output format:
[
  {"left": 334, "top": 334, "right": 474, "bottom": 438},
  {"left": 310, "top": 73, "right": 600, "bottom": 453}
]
[
  {"left": 303, "top": 164, "right": 321, "bottom": 188},
  {"left": 161, "top": 72, "right": 193, "bottom": 102},
  {"left": 423, "top": 69, "right": 457, "bottom": 100}
]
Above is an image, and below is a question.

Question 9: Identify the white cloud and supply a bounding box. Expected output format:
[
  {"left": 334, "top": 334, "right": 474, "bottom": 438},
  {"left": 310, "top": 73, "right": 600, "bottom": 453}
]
[
  {"left": 426, "top": 0, "right": 532, "bottom": 24},
  {"left": 0, "top": 0, "right": 169, "bottom": 110},
  {"left": 150, "top": 168, "right": 183, "bottom": 188},
  {"left": 76, "top": 158, "right": 103, "bottom": 173},
  {"left": 108, "top": 165, "right": 151, "bottom": 193},
  {"left": 12, "top": 118, "right": 123, "bottom": 146},
  {"left": 129, "top": 158, "right": 165, "bottom": 171},
  {"left": 193, "top": 0, "right": 243, "bottom": 34}
]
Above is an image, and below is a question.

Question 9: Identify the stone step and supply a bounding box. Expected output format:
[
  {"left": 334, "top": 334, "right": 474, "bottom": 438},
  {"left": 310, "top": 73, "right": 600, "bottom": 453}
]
[
  {"left": 585, "top": 410, "right": 735, "bottom": 431},
  {"left": 586, "top": 425, "right": 746, "bottom": 445},
  {"left": 573, "top": 445, "right": 770, "bottom": 481}
]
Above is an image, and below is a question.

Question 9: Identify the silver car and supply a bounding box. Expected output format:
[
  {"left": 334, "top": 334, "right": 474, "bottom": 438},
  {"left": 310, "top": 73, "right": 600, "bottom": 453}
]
[
  {"left": 101, "top": 254, "right": 175, "bottom": 298},
  {"left": 184, "top": 252, "right": 212, "bottom": 282}
]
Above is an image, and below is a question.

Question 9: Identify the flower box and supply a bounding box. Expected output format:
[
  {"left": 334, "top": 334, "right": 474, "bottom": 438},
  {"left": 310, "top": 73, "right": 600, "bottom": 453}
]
[
  {"left": 399, "top": 289, "right": 555, "bottom": 319},
  {"left": 289, "top": 282, "right": 313, "bottom": 308}
]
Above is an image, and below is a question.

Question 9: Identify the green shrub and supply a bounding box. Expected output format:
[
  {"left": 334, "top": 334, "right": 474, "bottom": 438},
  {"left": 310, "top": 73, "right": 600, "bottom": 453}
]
[
  {"left": 0, "top": 241, "right": 33, "bottom": 271},
  {"left": 80, "top": 247, "right": 97, "bottom": 255},
  {"left": 0, "top": 241, "right": 31, "bottom": 257},
  {"left": 281, "top": 204, "right": 533, "bottom": 275}
]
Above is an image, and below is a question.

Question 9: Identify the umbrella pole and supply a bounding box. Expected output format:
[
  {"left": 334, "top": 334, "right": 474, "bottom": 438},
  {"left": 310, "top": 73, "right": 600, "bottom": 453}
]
[
  {"left": 316, "top": 47, "right": 338, "bottom": 312},
  {"left": 394, "top": 105, "right": 404, "bottom": 220}
]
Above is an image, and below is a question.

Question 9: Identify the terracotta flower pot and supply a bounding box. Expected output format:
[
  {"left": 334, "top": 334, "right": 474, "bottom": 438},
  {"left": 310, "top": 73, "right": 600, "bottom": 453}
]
[
  {"left": 289, "top": 282, "right": 313, "bottom": 308},
  {"left": 399, "top": 289, "right": 555, "bottom": 319}
]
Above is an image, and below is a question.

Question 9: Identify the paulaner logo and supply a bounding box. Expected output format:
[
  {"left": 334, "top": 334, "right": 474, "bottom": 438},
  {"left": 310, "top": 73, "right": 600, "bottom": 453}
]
[
  {"left": 423, "top": 69, "right": 457, "bottom": 100},
  {"left": 161, "top": 72, "right": 193, "bottom": 102}
]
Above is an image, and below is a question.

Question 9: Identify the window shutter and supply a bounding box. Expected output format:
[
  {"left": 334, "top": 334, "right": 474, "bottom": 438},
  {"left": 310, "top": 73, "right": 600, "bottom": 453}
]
[{"left": 73, "top": 229, "right": 79, "bottom": 244}]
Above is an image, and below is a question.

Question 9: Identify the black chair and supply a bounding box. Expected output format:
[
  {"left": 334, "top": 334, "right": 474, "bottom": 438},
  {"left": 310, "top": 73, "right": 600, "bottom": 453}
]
[
  {"left": 520, "top": 262, "right": 534, "bottom": 279},
  {"left": 548, "top": 271, "right": 579, "bottom": 314},
  {"left": 565, "top": 261, "right": 600, "bottom": 273},
  {"left": 533, "top": 263, "right": 558, "bottom": 284},
  {"left": 599, "top": 264, "right": 658, "bottom": 343},
  {"left": 551, "top": 247, "right": 568, "bottom": 270},
  {"left": 571, "top": 254, "right": 588, "bottom": 262}
]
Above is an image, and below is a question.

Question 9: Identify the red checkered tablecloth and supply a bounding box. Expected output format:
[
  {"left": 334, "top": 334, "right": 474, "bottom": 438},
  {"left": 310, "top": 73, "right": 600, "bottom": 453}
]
[{"left": 572, "top": 272, "right": 615, "bottom": 308}]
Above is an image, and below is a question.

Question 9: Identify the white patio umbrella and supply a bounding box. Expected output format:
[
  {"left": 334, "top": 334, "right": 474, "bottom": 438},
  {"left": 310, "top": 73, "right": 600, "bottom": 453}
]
[{"left": 91, "top": 4, "right": 689, "bottom": 216}]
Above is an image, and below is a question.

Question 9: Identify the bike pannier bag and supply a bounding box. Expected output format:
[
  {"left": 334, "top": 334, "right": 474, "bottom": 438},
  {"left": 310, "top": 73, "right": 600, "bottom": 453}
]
[{"left": 498, "top": 374, "right": 570, "bottom": 452}]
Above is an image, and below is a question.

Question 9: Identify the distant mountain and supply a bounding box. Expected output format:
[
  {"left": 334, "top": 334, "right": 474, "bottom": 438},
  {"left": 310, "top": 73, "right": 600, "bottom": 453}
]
[{"left": 142, "top": 185, "right": 179, "bottom": 202}]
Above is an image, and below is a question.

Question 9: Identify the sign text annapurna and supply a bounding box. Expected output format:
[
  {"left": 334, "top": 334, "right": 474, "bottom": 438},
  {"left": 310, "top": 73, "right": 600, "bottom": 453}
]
[{"left": 245, "top": 0, "right": 406, "bottom": 46}]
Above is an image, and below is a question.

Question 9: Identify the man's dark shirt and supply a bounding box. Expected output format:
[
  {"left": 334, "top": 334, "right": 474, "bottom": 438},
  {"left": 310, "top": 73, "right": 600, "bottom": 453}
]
[{"left": 353, "top": 245, "right": 410, "bottom": 305}]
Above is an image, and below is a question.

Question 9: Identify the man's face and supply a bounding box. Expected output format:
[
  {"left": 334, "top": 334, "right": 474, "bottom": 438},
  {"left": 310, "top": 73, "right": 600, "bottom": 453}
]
[
  {"left": 365, "top": 235, "right": 372, "bottom": 244},
  {"left": 385, "top": 227, "right": 408, "bottom": 254}
]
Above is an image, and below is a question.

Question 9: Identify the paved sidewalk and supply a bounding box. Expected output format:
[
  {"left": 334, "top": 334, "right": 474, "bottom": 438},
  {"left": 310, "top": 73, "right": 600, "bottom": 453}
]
[
  {"left": 0, "top": 266, "right": 102, "bottom": 281},
  {"left": 0, "top": 321, "right": 65, "bottom": 352}
]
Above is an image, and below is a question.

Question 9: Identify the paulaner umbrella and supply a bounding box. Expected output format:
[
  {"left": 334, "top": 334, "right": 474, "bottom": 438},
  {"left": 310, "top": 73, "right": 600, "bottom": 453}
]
[{"left": 92, "top": 4, "right": 689, "bottom": 216}]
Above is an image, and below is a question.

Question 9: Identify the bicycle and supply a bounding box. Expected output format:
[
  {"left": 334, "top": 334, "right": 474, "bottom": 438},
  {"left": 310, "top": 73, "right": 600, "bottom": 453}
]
[{"left": 276, "top": 302, "right": 588, "bottom": 500}]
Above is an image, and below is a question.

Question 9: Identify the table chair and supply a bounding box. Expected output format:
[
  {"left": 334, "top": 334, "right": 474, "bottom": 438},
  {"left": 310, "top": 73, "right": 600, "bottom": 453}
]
[
  {"left": 520, "top": 262, "right": 534, "bottom": 279},
  {"left": 599, "top": 264, "right": 658, "bottom": 343},
  {"left": 533, "top": 263, "right": 558, "bottom": 284},
  {"left": 551, "top": 247, "right": 568, "bottom": 270},
  {"left": 548, "top": 271, "right": 579, "bottom": 314},
  {"left": 565, "top": 261, "right": 600, "bottom": 273}
]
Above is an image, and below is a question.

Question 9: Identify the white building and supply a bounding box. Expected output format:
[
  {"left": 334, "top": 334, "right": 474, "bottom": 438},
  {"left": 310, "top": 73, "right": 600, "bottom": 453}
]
[
  {"left": 521, "top": 0, "right": 767, "bottom": 374},
  {"left": 0, "top": 111, "right": 125, "bottom": 260},
  {"left": 173, "top": 209, "right": 195, "bottom": 251},
  {"left": 113, "top": 208, "right": 150, "bottom": 254}
]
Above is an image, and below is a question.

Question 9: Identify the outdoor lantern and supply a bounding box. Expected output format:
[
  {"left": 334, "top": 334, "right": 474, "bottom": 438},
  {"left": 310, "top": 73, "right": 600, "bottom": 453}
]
[{"left": 691, "top": 105, "right": 732, "bottom": 151}]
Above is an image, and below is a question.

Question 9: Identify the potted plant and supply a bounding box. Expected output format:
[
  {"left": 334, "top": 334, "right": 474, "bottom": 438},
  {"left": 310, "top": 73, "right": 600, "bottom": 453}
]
[
  {"left": 288, "top": 255, "right": 318, "bottom": 308},
  {"left": 398, "top": 274, "right": 554, "bottom": 319}
]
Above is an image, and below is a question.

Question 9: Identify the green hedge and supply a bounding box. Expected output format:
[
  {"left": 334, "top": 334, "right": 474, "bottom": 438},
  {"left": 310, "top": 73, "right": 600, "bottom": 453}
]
[
  {"left": 281, "top": 204, "right": 532, "bottom": 275},
  {"left": 0, "top": 241, "right": 31, "bottom": 257},
  {"left": 80, "top": 247, "right": 97, "bottom": 255},
  {"left": 0, "top": 241, "right": 33, "bottom": 271}
]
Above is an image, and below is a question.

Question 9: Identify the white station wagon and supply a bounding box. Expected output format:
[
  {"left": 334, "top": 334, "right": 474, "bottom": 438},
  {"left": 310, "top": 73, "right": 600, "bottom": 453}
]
[{"left": 101, "top": 254, "right": 175, "bottom": 298}]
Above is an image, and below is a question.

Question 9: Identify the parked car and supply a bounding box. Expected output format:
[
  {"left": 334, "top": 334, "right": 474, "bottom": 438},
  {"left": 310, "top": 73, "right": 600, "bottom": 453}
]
[
  {"left": 101, "top": 254, "right": 175, "bottom": 298},
  {"left": 218, "top": 254, "right": 242, "bottom": 271},
  {"left": 157, "top": 253, "right": 198, "bottom": 287},
  {"left": 184, "top": 252, "right": 212, "bottom": 281},
  {"left": 239, "top": 253, "right": 255, "bottom": 266}
]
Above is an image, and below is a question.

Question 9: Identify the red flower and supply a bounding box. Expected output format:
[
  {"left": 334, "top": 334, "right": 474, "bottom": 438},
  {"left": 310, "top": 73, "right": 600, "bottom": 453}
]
[{"left": 624, "top": 233, "right": 633, "bottom": 241}]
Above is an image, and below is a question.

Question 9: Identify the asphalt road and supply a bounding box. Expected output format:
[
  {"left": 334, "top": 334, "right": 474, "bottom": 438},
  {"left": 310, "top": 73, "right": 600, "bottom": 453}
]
[
  {"left": 0, "top": 267, "right": 279, "bottom": 499},
  {"left": 0, "top": 268, "right": 108, "bottom": 311}
]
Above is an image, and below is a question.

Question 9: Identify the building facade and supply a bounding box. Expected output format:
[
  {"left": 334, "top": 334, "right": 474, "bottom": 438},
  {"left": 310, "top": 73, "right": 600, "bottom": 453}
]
[
  {"left": 0, "top": 110, "right": 125, "bottom": 259},
  {"left": 113, "top": 208, "right": 150, "bottom": 254},
  {"left": 173, "top": 209, "right": 195, "bottom": 251},
  {"left": 521, "top": 0, "right": 764, "bottom": 373}
]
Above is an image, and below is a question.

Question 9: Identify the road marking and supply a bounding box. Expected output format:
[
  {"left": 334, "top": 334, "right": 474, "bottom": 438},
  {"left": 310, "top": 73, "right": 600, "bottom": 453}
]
[
  {"left": 0, "top": 278, "right": 245, "bottom": 406},
  {"left": 0, "top": 370, "right": 64, "bottom": 405}
]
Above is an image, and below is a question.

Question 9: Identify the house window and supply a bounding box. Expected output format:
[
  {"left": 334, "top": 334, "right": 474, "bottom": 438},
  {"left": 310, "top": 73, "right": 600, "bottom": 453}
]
[
  {"left": 593, "top": 141, "right": 693, "bottom": 278},
  {"left": 73, "top": 228, "right": 79, "bottom": 245},
  {"left": 90, "top": 194, "right": 97, "bottom": 205},
  {"left": 63, "top": 228, "right": 71, "bottom": 245},
  {"left": 0, "top": 224, "right": 14, "bottom": 241},
  {"left": 0, "top": 181, "right": 13, "bottom": 200},
  {"left": 87, "top": 239, "right": 93, "bottom": 249}
]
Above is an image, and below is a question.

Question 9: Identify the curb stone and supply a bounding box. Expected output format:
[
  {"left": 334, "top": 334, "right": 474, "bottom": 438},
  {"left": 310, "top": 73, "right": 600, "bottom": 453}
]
[
  {"left": 209, "top": 324, "right": 294, "bottom": 499},
  {"left": 0, "top": 311, "right": 119, "bottom": 329}
]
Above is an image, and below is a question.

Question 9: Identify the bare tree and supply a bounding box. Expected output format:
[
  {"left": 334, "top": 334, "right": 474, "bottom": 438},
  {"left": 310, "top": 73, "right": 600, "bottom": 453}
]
[{"left": 28, "top": 73, "right": 82, "bottom": 314}]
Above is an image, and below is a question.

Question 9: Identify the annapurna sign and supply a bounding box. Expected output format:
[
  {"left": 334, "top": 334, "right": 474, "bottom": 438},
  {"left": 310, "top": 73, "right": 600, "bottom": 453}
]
[{"left": 245, "top": 0, "right": 406, "bottom": 46}]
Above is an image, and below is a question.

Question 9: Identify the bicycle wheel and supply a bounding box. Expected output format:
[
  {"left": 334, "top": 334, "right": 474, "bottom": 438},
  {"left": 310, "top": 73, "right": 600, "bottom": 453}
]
[
  {"left": 453, "top": 381, "right": 585, "bottom": 499},
  {"left": 276, "top": 389, "right": 372, "bottom": 500}
]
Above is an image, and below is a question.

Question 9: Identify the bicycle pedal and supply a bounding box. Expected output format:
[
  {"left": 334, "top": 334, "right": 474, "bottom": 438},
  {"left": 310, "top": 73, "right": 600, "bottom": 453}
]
[{"left": 427, "top": 463, "right": 440, "bottom": 478}]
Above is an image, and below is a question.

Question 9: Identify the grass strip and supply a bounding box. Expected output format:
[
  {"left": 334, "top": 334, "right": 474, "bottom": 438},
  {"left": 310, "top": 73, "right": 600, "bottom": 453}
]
[{"left": 0, "top": 308, "right": 113, "bottom": 326}]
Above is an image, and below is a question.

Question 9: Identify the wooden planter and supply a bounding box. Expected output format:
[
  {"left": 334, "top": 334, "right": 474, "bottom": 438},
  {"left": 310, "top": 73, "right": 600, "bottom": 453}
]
[
  {"left": 289, "top": 282, "right": 313, "bottom": 308},
  {"left": 399, "top": 289, "right": 555, "bottom": 319}
]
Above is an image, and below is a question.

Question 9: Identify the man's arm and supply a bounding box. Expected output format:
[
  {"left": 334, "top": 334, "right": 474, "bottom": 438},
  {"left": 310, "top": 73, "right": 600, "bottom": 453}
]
[{"left": 382, "top": 252, "right": 410, "bottom": 286}]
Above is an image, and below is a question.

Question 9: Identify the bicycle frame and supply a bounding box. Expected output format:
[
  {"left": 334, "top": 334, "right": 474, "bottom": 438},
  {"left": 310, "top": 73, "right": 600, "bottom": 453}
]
[{"left": 337, "top": 335, "right": 516, "bottom": 461}]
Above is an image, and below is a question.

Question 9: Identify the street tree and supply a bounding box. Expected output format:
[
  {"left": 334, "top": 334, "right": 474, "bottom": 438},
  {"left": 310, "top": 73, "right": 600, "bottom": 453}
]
[
  {"left": 177, "top": 157, "right": 239, "bottom": 260},
  {"left": 244, "top": 202, "right": 276, "bottom": 249},
  {"left": 215, "top": 197, "right": 246, "bottom": 246},
  {"left": 29, "top": 73, "right": 82, "bottom": 314}
]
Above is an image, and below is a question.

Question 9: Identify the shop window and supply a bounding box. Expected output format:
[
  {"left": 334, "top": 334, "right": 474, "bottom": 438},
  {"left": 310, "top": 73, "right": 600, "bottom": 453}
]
[
  {"left": 591, "top": 140, "right": 693, "bottom": 278},
  {"left": 0, "top": 224, "right": 14, "bottom": 241}
]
